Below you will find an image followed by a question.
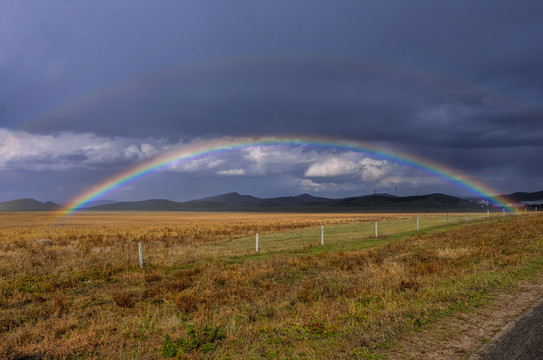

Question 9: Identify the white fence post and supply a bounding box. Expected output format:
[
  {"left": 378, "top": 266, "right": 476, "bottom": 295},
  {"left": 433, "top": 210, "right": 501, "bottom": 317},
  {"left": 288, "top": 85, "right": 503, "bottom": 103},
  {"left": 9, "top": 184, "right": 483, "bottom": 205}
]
[
  {"left": 138, "top": 242, "right": 144, "bottom": 269},
  {"left": 256, "top": 234, "right": 259, "bottom": 253},
  {"left": 487, "top": 209, "right": 489, "bottom": 220},
  {"left": 321, "top": 226, "right": 324, "bottom": 246},
  {"left": 375, "top": 222, "right": 378, "bottom": 238}
]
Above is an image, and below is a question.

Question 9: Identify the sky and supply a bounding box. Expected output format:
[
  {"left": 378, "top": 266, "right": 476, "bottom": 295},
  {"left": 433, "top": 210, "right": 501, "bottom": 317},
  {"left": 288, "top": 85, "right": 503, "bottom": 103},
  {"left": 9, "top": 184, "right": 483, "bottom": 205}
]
[{"left": 0, "top": 0, "right": 542, "bottom": 204}]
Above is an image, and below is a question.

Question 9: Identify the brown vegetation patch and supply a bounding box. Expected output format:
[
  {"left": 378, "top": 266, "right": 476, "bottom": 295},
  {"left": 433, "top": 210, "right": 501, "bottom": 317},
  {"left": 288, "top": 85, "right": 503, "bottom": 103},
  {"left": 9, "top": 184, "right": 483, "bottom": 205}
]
[
  {"left": 0, "top": 212, "right": 542, "bottom": 359},
  {"left": 112, "top": 289, "right": 136, "bottom": 308},
  {"left": 174, "top": 291, "right": 200, "bottom": 313}
]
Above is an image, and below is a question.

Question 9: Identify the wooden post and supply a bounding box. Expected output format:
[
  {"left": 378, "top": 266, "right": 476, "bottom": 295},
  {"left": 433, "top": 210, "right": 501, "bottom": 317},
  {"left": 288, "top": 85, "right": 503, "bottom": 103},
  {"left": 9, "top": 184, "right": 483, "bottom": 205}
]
[
  {"left": 375, "top": 222, "right": 378, "bottom": 238},
  {"left": 417, "top": 217, "right": 420, "bottom": 231},
  {"left": 447, "top": 213, "right": 449, "bottom": 224},
  {"left": 503, "top": 208, "right": 505, "bottom": 217},
  {"left": 256, "top": 234, "right": 259, "bottom": 253},
  {"left": 299, "top": 230, "right": 301, "bottom": 248},
  {"left": 138, "top": 242, "right": 144, "bottom": 269},
  {"left": 487, "top": 209, "right": 489, "bottom": 220}
]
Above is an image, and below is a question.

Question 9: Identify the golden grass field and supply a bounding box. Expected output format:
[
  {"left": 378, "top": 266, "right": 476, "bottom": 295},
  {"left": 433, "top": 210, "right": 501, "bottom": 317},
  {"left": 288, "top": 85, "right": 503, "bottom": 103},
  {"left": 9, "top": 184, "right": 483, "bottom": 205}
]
[{"left": 1, "top": 211, "right": 542, "bottom": 359}]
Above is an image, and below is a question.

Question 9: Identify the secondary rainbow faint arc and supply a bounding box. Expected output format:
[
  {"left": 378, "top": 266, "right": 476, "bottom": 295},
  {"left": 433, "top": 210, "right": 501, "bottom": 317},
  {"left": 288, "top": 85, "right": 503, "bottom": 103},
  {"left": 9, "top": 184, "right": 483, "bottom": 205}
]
[
  {"left": 15, "top": 53, "right": 535, "bottom": 132},
  {"left": 59, "top": 136, "right": 511, "bottom": 217}
]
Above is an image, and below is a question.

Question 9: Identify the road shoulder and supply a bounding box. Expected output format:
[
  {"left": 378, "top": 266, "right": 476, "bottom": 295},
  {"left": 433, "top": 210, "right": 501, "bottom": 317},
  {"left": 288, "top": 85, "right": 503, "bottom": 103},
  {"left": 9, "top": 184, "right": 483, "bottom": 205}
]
[{"left": 377, "top": 272, "right": 543, "bottom": 359}]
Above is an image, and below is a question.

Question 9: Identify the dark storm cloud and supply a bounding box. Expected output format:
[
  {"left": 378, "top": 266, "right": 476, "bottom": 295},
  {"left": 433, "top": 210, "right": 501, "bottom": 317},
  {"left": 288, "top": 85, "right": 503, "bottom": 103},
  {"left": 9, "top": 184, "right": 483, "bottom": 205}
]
[
  {"left": 21, "top": 57, "right": 542, "bottom": 149},
  {"left": 0, "top": 0, "right": 542, "bottom": 201}
]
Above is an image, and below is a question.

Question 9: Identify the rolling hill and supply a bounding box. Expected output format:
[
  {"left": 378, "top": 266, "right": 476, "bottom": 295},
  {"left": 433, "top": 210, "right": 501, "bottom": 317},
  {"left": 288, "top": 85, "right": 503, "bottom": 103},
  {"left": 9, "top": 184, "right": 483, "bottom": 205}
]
[
  {"left": 501, "top": 190, "right": 543, "bottom": 203},
  {"left": 84, "top": 192, "right": 492, "bottom": 212},
  {"left": 2, "top": 190, "right": 541, "bottom": 212},
  {"left": 0, "top": 198, "right": 60, "bottom": 211},
  {"left": 86, "top": 192, "right": 334, "bottom": 211}
]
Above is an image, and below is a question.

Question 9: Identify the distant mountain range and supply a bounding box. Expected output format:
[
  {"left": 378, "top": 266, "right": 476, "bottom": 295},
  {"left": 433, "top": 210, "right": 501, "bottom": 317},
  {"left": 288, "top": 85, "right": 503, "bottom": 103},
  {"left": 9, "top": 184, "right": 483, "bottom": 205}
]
[
  {"left": 72, "top": 193, "right": 337, "bottom": 211},
  {"left": 0, "top": 198, "right": 59, "bottom": 211},
  {"left": 1, "top": 190, "right": 542, "bottom": 212},
  {"left": 501, "top": 190, "right": 543, "bottom": 203}
]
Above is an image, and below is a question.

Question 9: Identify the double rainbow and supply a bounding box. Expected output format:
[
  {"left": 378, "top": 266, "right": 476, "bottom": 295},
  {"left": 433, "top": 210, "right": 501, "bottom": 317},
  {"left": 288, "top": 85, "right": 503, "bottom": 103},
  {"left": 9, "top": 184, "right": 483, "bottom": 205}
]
[{"left": 58, "top": 135, "right": 510, "bottom": 217}]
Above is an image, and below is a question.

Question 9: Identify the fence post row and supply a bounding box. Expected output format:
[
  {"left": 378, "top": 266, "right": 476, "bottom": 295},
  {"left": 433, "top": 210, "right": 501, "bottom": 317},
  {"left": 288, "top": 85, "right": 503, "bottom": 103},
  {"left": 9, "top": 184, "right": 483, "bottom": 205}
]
[{"left": 248, "top": 207, "right": 532, "bottom": 255}]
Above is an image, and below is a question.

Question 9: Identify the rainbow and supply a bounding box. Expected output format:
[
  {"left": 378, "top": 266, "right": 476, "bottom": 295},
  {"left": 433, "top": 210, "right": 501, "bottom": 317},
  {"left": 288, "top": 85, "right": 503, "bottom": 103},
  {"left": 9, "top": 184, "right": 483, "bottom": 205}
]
[{"left": 58, "top": 135, "right": 511, "bottom": 217}]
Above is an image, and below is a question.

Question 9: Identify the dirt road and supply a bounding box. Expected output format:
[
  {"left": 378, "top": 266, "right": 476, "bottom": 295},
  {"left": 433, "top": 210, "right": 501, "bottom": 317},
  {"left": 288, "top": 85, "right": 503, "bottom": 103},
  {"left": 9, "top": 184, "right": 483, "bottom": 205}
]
[
  {"left": 378, "top": 275, "right": 543, "bottom": 359},
  {"left": 470, "top": 298, "right": 543, "bottom": 359}
]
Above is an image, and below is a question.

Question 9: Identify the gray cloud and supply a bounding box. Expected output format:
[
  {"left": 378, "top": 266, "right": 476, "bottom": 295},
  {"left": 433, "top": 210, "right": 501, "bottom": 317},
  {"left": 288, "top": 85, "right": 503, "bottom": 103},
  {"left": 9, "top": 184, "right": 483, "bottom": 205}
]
[{"left": 0, "top": 1, "right": 542, "bottom": 201}]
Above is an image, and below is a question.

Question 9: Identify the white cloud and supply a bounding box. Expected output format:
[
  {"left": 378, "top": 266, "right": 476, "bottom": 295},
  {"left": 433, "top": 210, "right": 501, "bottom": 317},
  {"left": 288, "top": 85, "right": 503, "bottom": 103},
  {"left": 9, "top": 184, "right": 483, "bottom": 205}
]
[
  {"left": 0, "top": 128, "right": 164, "bottom": 170},
  {"left": 304, "top": 156, "right": 393, "bottom": 181},
  {"left": 217, "top": 168, "right": 245, "bottom": 176},
  {"left": 359, "top": 158, "right": 391, "bottom": 181},
  {"left": 123, "top": 145, "right": 140, "bottom": 159},
  {"left": 300, "top": 179, "right": 328, "bottom": 192},
  {"left": 0, "top": 131, "right": 421, "bottom": 198},
  {"left": 243, "top": 146, "right": 314, "bottom": 174},
  {"left": 207, "top": 159, "right": 226, "bottom": 168},
  {"left": 168, "top": 157, "right": 229, "bottom": 173},
  {"left": 245, "top": 147, "right": 265, "bottom": 162},
  {"left": 140, "top": 143, "right": 158, "bottom": 159},
  {"left": 163, "top": 144, "right": 313, "bottom": 176},
  {"left": 304, "top": 157, "right": 360, "bottom": 177},
  {"left": 123, "top": 143, "right": 158, "bottom": 160}
]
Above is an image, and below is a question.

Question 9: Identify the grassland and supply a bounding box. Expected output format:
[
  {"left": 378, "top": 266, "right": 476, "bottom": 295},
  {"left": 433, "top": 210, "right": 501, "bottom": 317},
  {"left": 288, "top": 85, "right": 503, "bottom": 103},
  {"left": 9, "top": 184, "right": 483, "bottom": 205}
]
[{"left": 0, "top": 211, "right": 542, "bottom": 359}]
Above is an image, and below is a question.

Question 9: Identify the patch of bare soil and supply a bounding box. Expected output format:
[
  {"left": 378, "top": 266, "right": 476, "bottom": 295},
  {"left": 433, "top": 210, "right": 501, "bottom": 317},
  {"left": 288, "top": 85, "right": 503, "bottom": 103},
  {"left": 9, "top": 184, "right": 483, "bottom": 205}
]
[{"left": 378, "top": 273, "right": 543, "bottom": 359}]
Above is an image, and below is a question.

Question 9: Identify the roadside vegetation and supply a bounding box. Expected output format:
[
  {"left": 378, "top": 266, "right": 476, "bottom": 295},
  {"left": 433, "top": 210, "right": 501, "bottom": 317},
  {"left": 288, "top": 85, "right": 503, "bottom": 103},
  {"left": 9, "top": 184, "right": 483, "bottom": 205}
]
[{"left": 0, "top": 211, "right": 542, "bottom": 359}]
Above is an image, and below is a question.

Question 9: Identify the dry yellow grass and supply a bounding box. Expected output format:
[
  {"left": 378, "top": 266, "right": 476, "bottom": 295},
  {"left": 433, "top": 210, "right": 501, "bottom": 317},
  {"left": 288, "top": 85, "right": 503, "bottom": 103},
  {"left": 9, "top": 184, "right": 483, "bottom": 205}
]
[
  {"left": 0, "top": 212, "right": 407, "bottom": 277},
  {"left": 0, "top": 211, "right": 541, "bottom": 359}
]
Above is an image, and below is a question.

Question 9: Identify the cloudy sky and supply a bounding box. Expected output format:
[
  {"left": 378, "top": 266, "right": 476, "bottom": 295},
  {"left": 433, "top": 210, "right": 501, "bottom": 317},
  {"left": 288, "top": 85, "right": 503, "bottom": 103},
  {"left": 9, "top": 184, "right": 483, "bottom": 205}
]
[{"left": 1, "top": 1, "right": 542, "bottom": 204}]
